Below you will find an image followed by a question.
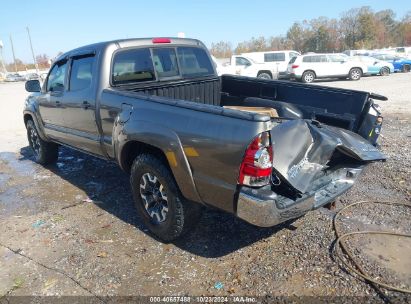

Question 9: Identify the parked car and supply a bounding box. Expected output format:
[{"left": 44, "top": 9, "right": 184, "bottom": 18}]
[
  {"left": 25, "top": 73, "right": 39, "bottom": 80},
  {"left": 5, "top": 73, "right": 26, "bottom": 82},
  {"left": 218, "top": 55, "right": 279, "bottom": 79},
  {"left": 395, "top": 47, "right": 411, "bottom": 59},
  {"left": 369, "top": 54, "right": 411, "bottom": 72},
  {"left": 240, "top": 50, "right": 300, "bottom": 79},
  {"left": 342, "top": 49, "right": 370, "bottom": 57},
  {"left": 350, "top": 56, "right": 394, "bottom": 76},
  {"left": 288, "top": 53, "right": 368, "bottom": 83},
  {"left": 24, "top": 37, "right": 385, "bottom": 241}
]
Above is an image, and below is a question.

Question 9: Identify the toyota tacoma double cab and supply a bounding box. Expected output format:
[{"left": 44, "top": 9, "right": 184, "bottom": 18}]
[{"left": 24, "top": 37, "right": 386, "bottom": 241}]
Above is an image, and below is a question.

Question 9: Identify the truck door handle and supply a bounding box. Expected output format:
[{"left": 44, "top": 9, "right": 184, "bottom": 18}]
[{"left": 82, "top": 101, "right": 90, "bottom": 109}]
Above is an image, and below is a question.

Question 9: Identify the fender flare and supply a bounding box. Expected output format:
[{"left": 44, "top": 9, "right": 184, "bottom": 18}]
[
  {"left": 114, "top": 119, "right": 203, "bottom": 204},
  {"left": 23, "top": 97, "right": 48, "bottom": 141}
]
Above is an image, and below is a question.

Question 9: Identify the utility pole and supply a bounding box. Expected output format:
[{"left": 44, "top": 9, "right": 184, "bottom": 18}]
[
  {"left": 0, "top": 40, "right": 7, "bottom": 75},
  {"left": 26, "top": 26, "right": 39, "bottom": 74},
  {"left": 9, "top": 35, "right": 17, "bottom": 73}
]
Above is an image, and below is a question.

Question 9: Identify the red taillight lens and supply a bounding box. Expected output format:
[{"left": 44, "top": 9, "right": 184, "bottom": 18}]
[
  {"left": 152, "top": 38, "right": 171, "bottom": 44},
  {"left": 238, "top": 132, "right": 273, "bottom": 187},
  {"left": 291, "top": 65, "right": 299, "bottom": 69}
]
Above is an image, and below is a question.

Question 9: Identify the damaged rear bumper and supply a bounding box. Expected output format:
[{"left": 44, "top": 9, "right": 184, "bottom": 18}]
[{"left": 236, "top": 167, "right": 363, "bottom": 227}]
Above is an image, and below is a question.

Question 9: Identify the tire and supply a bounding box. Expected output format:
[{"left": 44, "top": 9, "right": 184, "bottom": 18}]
[
  {"left": 380, "top": 67, "right": 390, "bottom": 76},
  {"left": 26, "top": 119, "right": 58, "bottom": 165},
  {"left": 349, "top": 68, "right": 362, "bottom": 81},
  {"left": 402, "top": 64, "right": 410, "bottom": 73},
  {"left": 257, "top": 72, "right": 272, "bottom": 79},
  {"left": 301, "top": 71, "right": 315, "bottom": 83},
  {"left": 130, "top": 153, "right": 202, "bottom": 242}
]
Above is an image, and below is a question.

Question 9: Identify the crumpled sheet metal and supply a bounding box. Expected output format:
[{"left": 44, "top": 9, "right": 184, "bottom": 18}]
[{"left": 270, "top": 119, "right": 385, "bottom": 193}]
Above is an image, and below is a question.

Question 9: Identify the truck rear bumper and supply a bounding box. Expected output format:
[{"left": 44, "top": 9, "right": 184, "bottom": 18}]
[{"left": 236, "top": 167, "right": 363, "bottom": 227}]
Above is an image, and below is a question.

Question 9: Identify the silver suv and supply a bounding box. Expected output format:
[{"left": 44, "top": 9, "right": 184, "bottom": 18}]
[{"left": 287, "top": 53, "right": 367, "bottom": 83}]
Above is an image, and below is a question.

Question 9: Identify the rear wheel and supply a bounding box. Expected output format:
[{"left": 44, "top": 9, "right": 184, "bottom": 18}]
[
  {"left": 26, "top": 119, "right": 58, "bottom": 165},
  {"left": 380, "top": 67, "right": 390, "bottom": 76},
  {"left": 402, "top": 64, "right": 410, "bottom": 73},
  {"left": 130, "top": 154, "right": 202, "bottom": 242},
  {"left": 349, "top": 68, "right": 362, "bottom": 81},
  {"left": 301, "top": 71, "right": 315, "bottom": 83},
  {"left": 257, "top": 72, "right": 272, "bottom": 79}
]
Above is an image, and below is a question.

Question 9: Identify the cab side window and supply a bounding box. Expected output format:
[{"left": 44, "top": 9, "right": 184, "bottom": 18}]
[
  {"left": 47, "top": 61, "right": 67, "bottom": 92},
  {"left": 69, "top": 56, "right": 94, "bottom": 91},
  {"left": 236, "top": 57, "right": 251, "bottom": 66}
]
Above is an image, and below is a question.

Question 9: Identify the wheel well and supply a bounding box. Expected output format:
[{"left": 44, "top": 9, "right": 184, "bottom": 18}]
[
  {"left": 120, "top": 141, "right": 171, "bottom": 174},
  {"left": 403, "top": 64, "right": 410, "bottom": 72},
  {"left": 257, "top": 70, "right": 272, "bottom": 77},
  {"left": 303, "top": 70, "right": 316, "bottom": 77},
  {"left": 351, "top": 67, "right": 363, "bottom": 73},
  {"left": 24, "top": 114, "right": 33, "bottom": 125}
]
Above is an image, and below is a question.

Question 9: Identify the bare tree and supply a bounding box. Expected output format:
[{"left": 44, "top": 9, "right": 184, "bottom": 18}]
[{"left": 210, "top": 41, "right": 233, "bottom": 58}]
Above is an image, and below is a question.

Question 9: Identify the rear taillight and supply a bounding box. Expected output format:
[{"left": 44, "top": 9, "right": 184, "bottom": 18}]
[
  {"left": 152, "top": 38, "right": 171, "bottom": 44},
  {"left": 238, "top": 132, "right": 273, "bottom": 187},
  {"left": 291, "top": 65, "right": 299, "bottom": 69}
]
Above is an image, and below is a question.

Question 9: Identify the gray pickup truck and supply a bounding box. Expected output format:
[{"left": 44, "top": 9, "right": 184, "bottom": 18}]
[{"left": 24, "top": 37, "right": 386, "bottom": 241}]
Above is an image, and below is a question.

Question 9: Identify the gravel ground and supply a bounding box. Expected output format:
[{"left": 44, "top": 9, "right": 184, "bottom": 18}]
[{"left": 0, "top": 74, "right": 410, "bottom": 303}]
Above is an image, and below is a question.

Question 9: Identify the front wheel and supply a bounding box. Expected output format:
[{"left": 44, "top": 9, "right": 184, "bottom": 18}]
[
  {"left": 380, "top": 67, "right": 390, "bottom": 76},
  {"left": 301, "top": 71, "right": 315, "bottom": 83},
  {"left": 26, "top": 119, "right": 58, "bottom": 165},
  {"left": 349, "top": 68, "right": 362, "bottom": 81},
  {"left": 130, "top": 154, "right": 202, "bottom": 242}
]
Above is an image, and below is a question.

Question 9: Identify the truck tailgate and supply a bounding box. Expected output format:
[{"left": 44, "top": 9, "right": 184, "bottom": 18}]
[{"left": 270, "top": 119, "right": 386, "bottom": 193}]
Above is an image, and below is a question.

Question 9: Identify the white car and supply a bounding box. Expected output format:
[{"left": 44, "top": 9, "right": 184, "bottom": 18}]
[
  {"left": 219, "top": 55, "right": 279, "bottom": 79},
  {"left": 288, "top": 53, "right": 368, "bottom": 83},
  {"left": 240, "top": 50, "right": 300, "bottom": 79}
]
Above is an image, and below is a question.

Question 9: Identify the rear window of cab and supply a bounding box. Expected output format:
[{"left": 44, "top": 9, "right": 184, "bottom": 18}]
[{"left": 112, "top": 46, "right": 214, "bottom": 85}]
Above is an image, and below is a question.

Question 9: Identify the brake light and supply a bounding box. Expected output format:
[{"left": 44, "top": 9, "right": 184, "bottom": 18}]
[
  {"left": 291, "top": 65, "right": 299, "bottom": 69},
  {"left": 152, "top": 38, "right": 171, "bottom": 44},
  {"left": 238, "top": 132, "right": 273, "bottom": 187}
]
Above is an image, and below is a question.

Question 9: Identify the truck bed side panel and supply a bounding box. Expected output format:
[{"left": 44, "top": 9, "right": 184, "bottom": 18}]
[{"left": 100, "top": 89, "right": 271, "bottom": 212}]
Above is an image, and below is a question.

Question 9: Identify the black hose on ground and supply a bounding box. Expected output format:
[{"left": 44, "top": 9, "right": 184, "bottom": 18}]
[{"left": 333, "top": 200, "right": 411, "bottom": 294}]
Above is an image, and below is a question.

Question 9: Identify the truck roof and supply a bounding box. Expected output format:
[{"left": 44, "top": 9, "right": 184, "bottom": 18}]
[{"left": 55, "top": 37, "right": 206, "bottom": 62}]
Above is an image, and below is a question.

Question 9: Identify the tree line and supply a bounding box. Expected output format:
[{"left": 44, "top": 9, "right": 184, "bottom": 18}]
[
  {"left": 6, "top": 54, "right": 51, "bottom": 72},
  {"left": 210, "top": 7, "right": 411, "bottom": 58}
]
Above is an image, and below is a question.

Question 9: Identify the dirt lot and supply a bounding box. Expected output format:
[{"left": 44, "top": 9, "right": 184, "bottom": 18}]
[{"left": 0, "top": 74, "right": 410, "bottom": 302}]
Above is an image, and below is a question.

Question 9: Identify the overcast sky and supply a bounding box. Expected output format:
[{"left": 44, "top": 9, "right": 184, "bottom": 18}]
[{"left": 0, "top": 0, "right": 410, "bottom": 63}]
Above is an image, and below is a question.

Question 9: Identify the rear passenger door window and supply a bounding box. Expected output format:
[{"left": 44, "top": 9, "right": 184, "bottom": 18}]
[{"left": 69, "top": 56, "right": 94, "bottom": 91}]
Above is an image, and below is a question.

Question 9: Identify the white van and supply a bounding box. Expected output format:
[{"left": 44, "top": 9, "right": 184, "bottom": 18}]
[{"left": 240, "top": 50, "right": 300, "bottom": 79}]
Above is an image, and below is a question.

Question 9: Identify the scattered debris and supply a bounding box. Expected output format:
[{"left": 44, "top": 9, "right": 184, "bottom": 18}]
[
  {"left": 43, "top": 278, "right": 58, "bottom": 291},
  {"left": 97, "top": 251, "right": 108, "bottom": 258},
  {"left": 214, "top": 282, "right": 224, "bottom": 290},
  {"left": 13, "top": 277, "right": 24, "bottom": 289},
  {"left": 32, "top": 220, "right": 45, "bottom": 228}
]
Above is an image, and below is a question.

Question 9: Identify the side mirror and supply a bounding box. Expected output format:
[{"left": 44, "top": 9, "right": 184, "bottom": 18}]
[
  {"left": 245, "top": 62, "right": 251, "bottom": 67},
  {"left": 25, "top": 80, "right": 41, "bottom": 92},
  {"left": 374, "top": 61, "right": 378, "bottom": 65}
]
